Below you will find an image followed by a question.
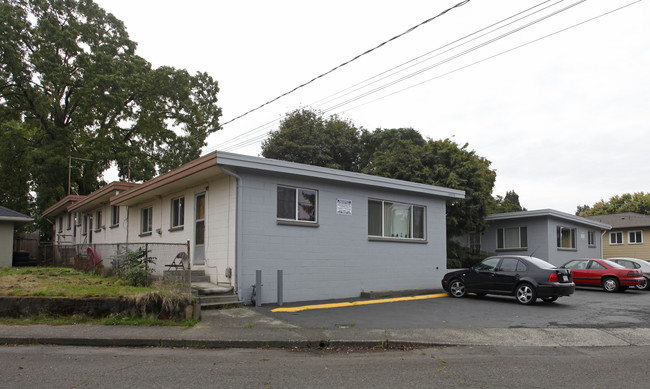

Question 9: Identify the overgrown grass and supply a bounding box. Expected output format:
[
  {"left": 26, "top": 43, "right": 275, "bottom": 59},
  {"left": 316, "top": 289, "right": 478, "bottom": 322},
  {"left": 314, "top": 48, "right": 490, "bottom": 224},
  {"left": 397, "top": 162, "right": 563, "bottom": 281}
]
[
  {"left": 0, "top": 267, "right": 196, "bottom": 326},
  {"left": 0, "top": 267, "right": 155, "bottom": 297}
]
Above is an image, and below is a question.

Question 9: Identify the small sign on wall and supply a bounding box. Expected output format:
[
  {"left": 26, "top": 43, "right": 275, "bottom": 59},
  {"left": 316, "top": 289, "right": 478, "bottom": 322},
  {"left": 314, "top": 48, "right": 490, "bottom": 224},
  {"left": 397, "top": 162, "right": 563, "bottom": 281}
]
[{"left": 336, "top": 199, "right": 352, "bottom": 215}]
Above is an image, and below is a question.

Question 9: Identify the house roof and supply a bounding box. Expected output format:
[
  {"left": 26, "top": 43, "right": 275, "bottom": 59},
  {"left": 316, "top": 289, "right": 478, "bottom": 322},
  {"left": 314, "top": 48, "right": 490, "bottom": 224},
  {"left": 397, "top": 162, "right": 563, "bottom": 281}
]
[
  {"left": 585, "top": 212, "right": 650, "bottom": 229},
  {"left": 486, "top": 209, "right": 611, "bottom": 230},
  {"left": 41, "top": 195, "right": 86, "bottom": 218},
  {"left": 111, "top": 152, "right": 220, "bottom": 207},
  {"left": 111, "top": 151, "right": 465, "bottom": 207},
  {"left": 0, "top": 206, "right": 33, "bottom": 224},
  {"left": 216, "top": 151, "right": 466, "bottom": 200},
  {"left": 68, "top": 181, "right": 140, "bottom": 213}
]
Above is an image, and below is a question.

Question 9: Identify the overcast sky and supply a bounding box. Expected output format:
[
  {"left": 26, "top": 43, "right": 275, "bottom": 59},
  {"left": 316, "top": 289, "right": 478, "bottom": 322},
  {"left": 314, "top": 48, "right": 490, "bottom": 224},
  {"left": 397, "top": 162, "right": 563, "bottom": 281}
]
[{"left": 95, "top": 0, "right": 649, "bottom": 214}]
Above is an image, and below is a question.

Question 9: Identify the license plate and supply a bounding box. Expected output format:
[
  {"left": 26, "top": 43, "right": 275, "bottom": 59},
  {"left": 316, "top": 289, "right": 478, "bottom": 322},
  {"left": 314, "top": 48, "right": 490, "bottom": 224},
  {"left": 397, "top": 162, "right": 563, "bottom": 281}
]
[{"left": 562, "top": 275, "right": 568, "bottom": 282}]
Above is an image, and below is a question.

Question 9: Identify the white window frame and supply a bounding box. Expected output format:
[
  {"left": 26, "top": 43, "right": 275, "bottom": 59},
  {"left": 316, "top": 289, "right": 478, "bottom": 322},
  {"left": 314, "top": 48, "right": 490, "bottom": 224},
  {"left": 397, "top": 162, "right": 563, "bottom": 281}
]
[
  {"left": 367, "top": 199, "right": 426, "bottom": 241},
  {"left": 610, "top": 231, "right": 623, "bottom": 245},
  {"left": 171, "top": 196, "right": 185, "bottom": 229},
  {"left": 66, "top": 213, "right": 72, "bottom": 230},
  {"left": 110, "top": 206, "right": 119, "bottom": 227},
  {"left": 629, "top": 230, "right": 643, "bottom": 245},
  {"left": 276, "top": 186, "right": 318, "bottom": 224},
  {"left": 82, "top": 214, "right": 88, "bottom": 235},
  {"left": 95, "top": 210, "right": 102, "bottom": 232},
  {"left": 587, "top": 230, "right": 596, "bottom": 247},
  {"left": 496, "top": 227, "right": 527, "bottom": 250},
  {"left": 557, "top": 226, "right": 576, "bottom": 249},
  {"left": 141, "top": 206, "right": 153, "bottom": 235}
]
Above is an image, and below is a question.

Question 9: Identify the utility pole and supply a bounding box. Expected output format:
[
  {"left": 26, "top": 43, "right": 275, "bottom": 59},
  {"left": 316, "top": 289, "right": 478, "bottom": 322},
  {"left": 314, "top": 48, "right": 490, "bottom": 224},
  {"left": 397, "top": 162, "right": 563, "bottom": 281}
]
[{"left": 67, "top": 155, "right": 94, "bottom": 195}]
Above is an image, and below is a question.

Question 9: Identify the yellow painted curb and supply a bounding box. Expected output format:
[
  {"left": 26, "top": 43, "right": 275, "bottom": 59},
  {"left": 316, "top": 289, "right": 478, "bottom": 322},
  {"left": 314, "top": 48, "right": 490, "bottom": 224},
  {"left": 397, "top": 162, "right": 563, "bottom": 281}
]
[{"left": 271, "top": 293, "right": 449, "bottom": 313}]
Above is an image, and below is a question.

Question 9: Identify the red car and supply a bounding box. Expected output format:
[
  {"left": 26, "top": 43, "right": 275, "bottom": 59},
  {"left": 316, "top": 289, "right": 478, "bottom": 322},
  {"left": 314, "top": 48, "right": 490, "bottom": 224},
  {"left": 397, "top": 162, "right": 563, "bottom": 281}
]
[{"left": 560, "top": 258, "right": 644, "bottom": 292}]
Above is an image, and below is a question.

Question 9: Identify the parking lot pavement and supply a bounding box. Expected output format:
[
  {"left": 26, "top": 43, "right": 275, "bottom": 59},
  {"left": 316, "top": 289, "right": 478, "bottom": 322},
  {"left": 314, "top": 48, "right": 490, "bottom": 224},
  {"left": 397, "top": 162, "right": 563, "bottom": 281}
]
[{"left": 259, "top": 288, "right": 650, "bottom": 329}]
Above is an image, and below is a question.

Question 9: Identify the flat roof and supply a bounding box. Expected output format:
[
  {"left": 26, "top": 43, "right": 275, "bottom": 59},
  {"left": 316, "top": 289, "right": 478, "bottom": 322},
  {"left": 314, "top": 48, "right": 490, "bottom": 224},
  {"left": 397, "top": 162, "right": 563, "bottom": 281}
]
[
  {"left": 487, "top": 209, "right": 611, "bottom": 230},
  {"left": 217, "top": 151, "right": 466, "bottom": 200}
]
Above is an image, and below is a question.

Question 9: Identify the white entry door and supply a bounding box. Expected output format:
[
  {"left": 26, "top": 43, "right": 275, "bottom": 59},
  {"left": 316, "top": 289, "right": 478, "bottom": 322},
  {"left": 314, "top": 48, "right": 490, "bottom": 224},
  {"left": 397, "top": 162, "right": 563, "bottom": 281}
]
[{"left": 194, "top": 193, "right": 205, "bottom": 265}]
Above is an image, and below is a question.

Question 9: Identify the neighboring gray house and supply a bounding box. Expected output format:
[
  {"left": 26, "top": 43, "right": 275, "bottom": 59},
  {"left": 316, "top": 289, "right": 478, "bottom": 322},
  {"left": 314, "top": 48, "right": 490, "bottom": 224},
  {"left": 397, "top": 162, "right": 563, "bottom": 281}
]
[
  {"left": 468, "top": 209, "right": 611, "bottom": 266},
  {"left": 109, "top": 151, "right": 465, "bottom": 304},
  {"left": 0, "top": 206, "right": 33, "bottom": 267}
]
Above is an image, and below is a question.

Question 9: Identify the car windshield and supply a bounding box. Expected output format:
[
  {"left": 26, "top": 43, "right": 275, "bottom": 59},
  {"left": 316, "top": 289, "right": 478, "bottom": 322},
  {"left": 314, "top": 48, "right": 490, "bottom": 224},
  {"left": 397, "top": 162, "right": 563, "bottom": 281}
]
[
  {"left": 524, "top": 256, "right": 556, "bottom": 269},
  {"left": 602, "top": 259, "right": 625, "bottom": 268}
]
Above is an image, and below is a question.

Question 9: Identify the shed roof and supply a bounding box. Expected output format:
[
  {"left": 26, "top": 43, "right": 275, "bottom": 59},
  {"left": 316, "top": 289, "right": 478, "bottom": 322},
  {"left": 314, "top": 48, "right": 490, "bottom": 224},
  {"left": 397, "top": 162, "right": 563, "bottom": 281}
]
[
  {"left": 0, "top": 206, "right": 33, "bottom": 224},
  {"left": 586, "top": 212, "right": 650, "bottom": 229},
  {"left": 486, "top": 209, "right": 611, "bottom": 230}
]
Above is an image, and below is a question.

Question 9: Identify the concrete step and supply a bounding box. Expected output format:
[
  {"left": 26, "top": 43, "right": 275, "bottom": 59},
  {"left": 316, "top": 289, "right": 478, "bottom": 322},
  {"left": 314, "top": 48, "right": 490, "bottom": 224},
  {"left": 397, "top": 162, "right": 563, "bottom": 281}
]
[
  {"left": 199, "top": 294, "right": 240, "bottom": 307},
  {"left": 192, "top": 282, "right": 234, "bottom": 296},
  {"left": 200, "top": 296, "right": 241, "bottom": 309}
]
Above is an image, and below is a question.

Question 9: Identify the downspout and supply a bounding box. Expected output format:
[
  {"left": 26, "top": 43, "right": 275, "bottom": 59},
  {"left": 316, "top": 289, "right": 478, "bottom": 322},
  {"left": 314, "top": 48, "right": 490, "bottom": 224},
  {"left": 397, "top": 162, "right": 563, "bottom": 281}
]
[
  {"left": 600, "top": 229, "right": 606, "bottom": 259},
  {"left": 219, "top": 166, "right": 243, "bottom": 300}
]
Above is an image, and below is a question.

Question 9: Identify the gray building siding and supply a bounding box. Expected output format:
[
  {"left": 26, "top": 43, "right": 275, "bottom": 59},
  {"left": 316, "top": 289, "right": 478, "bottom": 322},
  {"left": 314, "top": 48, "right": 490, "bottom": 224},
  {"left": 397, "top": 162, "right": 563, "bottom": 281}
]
[
  {"left": 481, "top": 215, "right": 603, "bottom": 266},
  {"left": 236, "top": 169, "right": 448, "bottom": 304}
]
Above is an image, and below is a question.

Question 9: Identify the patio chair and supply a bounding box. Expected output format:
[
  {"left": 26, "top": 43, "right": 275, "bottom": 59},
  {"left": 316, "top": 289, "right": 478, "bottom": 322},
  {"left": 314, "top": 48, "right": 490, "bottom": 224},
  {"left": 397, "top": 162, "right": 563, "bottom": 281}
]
[{"left": 165, "top": 251, "right": 188, "bottom": 271}]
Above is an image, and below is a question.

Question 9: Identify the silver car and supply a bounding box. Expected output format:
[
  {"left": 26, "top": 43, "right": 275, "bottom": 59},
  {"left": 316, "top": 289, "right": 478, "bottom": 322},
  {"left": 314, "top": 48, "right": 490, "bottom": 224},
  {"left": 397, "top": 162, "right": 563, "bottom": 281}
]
[{"left": 608, "top": 257, "right": 650, "bottom": 291}]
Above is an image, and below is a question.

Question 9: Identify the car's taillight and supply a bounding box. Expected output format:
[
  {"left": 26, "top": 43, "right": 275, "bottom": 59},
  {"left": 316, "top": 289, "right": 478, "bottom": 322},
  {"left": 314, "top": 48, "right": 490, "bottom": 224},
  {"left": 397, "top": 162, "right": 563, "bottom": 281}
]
[
  {"left": 548, "top": 272, "right": 558, "bottom": 282},
  {"left": 628, "top": 271, "right": 640, "bottom": 276}
]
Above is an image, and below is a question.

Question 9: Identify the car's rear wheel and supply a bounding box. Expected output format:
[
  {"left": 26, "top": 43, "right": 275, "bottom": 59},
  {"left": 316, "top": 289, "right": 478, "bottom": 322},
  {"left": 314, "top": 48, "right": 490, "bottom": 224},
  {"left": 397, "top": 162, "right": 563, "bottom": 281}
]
[
  {"left": 515, "top": 283, "right": 536, "bottom": 305},
  {"left": 448, "top": 279, "right": 467, "bottom": 298},
  {"left": 541, "top": 296, "right": 558, "bottom": 303},
  {"left": 637, "top": 277, "right": 650, "bottom": 291},
  {"left": 602, "top": 277, "right": 619, "bottom": 293}
]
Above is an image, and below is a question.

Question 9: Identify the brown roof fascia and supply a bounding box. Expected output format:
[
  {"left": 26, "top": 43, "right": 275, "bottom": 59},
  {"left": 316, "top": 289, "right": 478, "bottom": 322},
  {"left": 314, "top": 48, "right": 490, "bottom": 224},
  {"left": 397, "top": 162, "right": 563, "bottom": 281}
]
[
  {"left": 68, "top": 181, "right": 140, "bottom": 213},
  {"left": 111, "top": 152, "right": 218, "bottom": 206},
  {"left": 42, "top": 195, "right": 86, "bottom": 218}
]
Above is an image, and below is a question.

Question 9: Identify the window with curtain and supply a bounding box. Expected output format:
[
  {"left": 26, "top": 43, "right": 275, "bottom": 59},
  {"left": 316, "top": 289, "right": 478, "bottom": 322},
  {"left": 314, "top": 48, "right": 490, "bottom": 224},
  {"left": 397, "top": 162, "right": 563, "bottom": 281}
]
[
  {"left": 277, "top": 186, "right": 317, "bottom": 223},
  {"left": 496, "top": 227, "right": 527, "bottom": 249},
  {"left": 368, "top": 199, "right": 425, "bottom": 240},
  {"left": 556, "top": 226, "right": 576, "bottom": 249}
]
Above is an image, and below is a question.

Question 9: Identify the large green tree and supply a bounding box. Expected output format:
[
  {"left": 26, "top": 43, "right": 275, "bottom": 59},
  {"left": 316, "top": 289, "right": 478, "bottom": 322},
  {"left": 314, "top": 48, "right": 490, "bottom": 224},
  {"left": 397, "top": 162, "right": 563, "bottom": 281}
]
[
  {"left": 261, "top": 108, "right": 361, "bottom": 171},
  {"left": 0, "top": 0, "right": 221, "bottom": 225},
  {"left": 490, "top": 190, "right": 526, "bottom": 214},
  {"left": 577, "top": 192, "right": 650, "bottom": 216}
]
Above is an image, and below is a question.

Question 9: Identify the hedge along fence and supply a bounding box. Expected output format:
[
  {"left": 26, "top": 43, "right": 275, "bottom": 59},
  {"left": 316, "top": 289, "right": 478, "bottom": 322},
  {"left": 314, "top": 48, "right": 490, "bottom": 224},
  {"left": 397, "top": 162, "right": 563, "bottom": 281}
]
[{"left": 54, "top": 242, "right": 190, "bottom": 276}]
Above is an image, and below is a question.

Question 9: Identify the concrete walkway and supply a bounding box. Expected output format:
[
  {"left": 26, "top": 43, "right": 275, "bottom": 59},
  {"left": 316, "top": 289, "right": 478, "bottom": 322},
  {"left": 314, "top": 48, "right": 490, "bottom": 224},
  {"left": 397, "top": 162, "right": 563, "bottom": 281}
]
[{"left": 1, "top": 308, "right": 649, "bottom": 349}]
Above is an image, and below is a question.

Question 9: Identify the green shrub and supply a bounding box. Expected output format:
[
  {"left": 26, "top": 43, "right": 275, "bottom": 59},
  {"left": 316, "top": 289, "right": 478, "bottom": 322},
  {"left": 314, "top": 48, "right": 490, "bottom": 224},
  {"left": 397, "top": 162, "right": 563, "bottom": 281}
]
[{"left": 111, "top": 248, "right": 156, "bottom": 287}]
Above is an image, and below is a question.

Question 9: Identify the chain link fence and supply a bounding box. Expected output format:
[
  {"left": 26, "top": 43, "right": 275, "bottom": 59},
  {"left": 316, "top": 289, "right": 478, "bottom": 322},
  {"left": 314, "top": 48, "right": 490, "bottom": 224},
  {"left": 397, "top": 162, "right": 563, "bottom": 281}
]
[{"left": 52, "top": 242, "right": 190, "bottom": 277}]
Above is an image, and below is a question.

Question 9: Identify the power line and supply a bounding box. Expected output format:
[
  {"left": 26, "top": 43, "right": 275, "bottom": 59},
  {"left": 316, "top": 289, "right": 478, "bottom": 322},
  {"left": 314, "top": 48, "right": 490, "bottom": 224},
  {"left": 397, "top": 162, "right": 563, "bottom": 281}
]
[
  {"left": 341, "top": 0, "right": 644, "bottom": 114},
  {"left": 215, "top": 0, "right": 642, "bottom": 153},
  {"left": 211, "top": 0, "right": 555, "bottom": 153},
  {"left": 322, "top": 0, "right": 587, "bottom": 113},
  {"left": 219, "top": 0, "right": 472, "bottom": 127}
]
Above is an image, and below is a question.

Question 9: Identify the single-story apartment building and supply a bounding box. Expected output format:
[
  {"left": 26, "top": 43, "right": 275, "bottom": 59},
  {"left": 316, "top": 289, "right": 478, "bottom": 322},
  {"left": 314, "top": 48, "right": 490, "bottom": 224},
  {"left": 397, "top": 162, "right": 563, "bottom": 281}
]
[
  {"left": 44, "top": 151, "right": 465, "bottom": 304},
  {"left": 462, "top": 209, "right": 611, "bottom": 266},
  {"left": 0, "top": 206, "right": 33, "bottom": 267}
]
